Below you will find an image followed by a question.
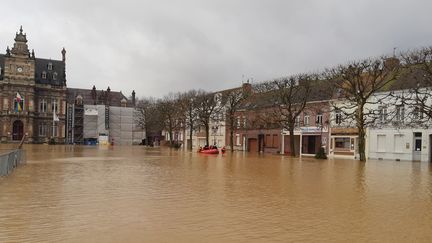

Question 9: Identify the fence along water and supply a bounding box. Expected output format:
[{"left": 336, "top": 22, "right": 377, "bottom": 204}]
[{"left": 0, "top": 149, "right": 26, "bottom": 176}]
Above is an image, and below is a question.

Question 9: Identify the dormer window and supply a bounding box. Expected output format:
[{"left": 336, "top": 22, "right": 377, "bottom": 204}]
[
  {"left": 48, "top": 62, "right": 53, "bottom": 70},
  {"left": 42, "top": 71, "right": 47, "bottom": 79},
  {"left": 53, "top": 72, "right": 58, "bottom": 80}
]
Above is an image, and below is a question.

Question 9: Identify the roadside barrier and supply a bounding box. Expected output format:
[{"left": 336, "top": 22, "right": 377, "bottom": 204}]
[{"left": 0, "top": 149, "right": 26, "bottom": 176}]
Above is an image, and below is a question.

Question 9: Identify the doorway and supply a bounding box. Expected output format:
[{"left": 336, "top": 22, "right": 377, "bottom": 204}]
[
  {"left": 12, "top": 120, "right": 24, "bottom": 141},
  {"left": 413, "top": 132, "right": 422, "bottom": 162}
]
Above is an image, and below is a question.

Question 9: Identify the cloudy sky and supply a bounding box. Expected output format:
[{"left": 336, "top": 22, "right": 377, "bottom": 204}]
[{"left": 1, "top": 0, "right": 431, "bottom": 98}]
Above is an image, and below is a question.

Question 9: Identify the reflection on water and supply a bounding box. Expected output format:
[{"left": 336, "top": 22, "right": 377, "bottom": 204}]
[{"left": 0, "top": 145, "right": 432, "bottom": 242}]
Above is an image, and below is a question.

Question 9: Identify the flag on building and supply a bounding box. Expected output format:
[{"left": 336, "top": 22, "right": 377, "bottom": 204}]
[
  {"left": 15, "top": 92, "right": 23, "bottom": 112},
  {"left": 53, "top": 101, "right": 60, "bottom": 122}
]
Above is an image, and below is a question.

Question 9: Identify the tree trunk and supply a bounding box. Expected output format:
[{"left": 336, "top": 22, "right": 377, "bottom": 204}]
[
  {"left": 230, "top": 129, "right": 234, "bottom": 152},
  {"left": 169, "top": 127, "right": 173, "bottom": 146},
  {"left": 358, "top": 126, "right": 366, "bottom": 162},
  {"left": 188, "top": 120, "right": 193, "bottom": 151},
  {"left": 205, "top": 123, "right": 210, "bottom": 146},
  {"left": 289, "top": 127, "right": 296, "bottom": 157},
  {"left": 357, "top": 104, "right": 366, "bottom": 162}
]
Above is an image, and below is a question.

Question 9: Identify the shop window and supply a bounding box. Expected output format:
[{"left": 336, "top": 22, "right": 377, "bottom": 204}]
[{"left": 335, "top": 137, "right": 350, "bottom": 150}]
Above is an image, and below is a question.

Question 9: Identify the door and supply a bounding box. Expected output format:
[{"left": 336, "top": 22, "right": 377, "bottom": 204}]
[
  {"left": 12, "top": 120, "right": 24, "bottom": 141},
  {"left": 308, "top": 136, "right": 316, "bottom": 154},
  {"left": 248, "top": 138, "right": 258, "bottom": 153},
  {"left": 429, "top": 135, "right": 432, "bottom": 163},
  {"left": 413, "top": 132, "right": 422, "bottom": 161}
]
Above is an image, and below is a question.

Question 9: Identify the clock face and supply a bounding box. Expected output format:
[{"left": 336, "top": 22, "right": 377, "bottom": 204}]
[{"left": 17, "top": 67, "right": 23, "bottom": 73}]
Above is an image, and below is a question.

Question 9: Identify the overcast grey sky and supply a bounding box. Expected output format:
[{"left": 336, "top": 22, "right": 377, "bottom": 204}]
[{"left": 1, "top": 0, "right": 431, "bottom": 98}]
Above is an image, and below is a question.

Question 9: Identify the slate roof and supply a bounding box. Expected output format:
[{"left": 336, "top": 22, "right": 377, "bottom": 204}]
[
  {"left": 67, "top": 87, "right": 132, "bottom": 107},
  {"left": 0, "top": 54, "right": 66, "bottom": 86}
]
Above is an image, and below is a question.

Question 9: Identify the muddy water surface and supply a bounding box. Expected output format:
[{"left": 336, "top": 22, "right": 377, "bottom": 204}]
[{"left": 0, "top": 145, "right": 432, "bottom": 242}]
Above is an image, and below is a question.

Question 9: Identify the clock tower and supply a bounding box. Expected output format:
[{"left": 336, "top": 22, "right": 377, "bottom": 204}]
[{"left": 3, "top": 26, "right": 36, "bottom": 85}]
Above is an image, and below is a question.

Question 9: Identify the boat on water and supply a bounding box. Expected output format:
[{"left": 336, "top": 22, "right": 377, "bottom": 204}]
[{"left": 198, "top": 146, "right": 226, "bottom": 154}]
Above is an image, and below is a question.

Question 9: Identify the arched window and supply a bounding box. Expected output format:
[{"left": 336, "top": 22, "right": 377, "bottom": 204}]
[
  {"left": 53, "top": 72, "right": 58, "bottom": 80},
  {"left": 48, "top": 62, "right": 53, "bottom": 70},
  {"left": 42, "top": 71, "right": 47, "bottom": 79}
]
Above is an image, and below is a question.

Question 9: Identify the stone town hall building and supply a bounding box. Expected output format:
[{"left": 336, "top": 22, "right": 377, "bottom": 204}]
[{"left": 0, "top": 27, "right": 67, "bottom": 143}]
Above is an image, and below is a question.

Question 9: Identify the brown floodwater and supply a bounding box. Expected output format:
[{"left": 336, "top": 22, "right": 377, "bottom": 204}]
[{"left": 0, "top": 145, "right": 432, "bottom": 242}]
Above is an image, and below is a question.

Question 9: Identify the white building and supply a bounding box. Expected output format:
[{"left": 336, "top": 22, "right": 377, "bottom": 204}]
[{"left": 367, "top": 89, "right": 432, "bottom": 162}]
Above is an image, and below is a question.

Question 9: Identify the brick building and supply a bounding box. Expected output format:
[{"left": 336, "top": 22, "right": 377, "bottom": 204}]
[{"left": 0, "top": 26, "right": 67, "bottom": 143}]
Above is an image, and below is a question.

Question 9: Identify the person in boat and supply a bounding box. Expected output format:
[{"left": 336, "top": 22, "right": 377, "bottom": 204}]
[{"left": 204, "top": 144, "right": 209, "bottom": 150}]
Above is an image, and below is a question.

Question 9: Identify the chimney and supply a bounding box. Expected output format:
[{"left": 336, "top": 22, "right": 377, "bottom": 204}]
[
  {"left": 61, "top": 48, "right": 66, "bottom": 62},
  {"left": 132, "top": 90, "right": 136, "bottom": 107},
  {"left": 242, "top": 80, "right": 252, "bottom": 94},
  {"left": 91, "top": 85, "right": 97, "bottom": 105},
  {"left": 384, "top": 57, "right": 400, "bottom": 70}
]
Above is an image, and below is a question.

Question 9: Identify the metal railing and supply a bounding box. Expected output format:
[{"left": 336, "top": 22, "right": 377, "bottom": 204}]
[{"left": 0, "top": 149, "right": 26, "bottom": 176}]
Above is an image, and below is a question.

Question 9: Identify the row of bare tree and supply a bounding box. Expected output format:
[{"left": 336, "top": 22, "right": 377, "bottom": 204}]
[
  {"left": 256, "top": 47, "right": 432, "bottom": 161},
  {"left": 135, "top": 86, "right": 251, "bottom": 151},
  {"left": 135, "top": 46, "right": 432, "bottom": 161}
]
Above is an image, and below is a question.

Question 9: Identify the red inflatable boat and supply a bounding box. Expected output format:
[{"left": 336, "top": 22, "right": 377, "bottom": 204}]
[{"left": 198, "top": 146, "right": 226, "bottom": 154}]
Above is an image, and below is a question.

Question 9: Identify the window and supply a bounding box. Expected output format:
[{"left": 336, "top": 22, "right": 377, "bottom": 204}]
[
  {"left": 295, "top": 116, "right": 300, "bottom": 127},
  {"left": 236, "top": 134, "right": 241, "bottom": 146},
  {"left": 335, "top": 110, "right": 342, "bottom": 125},
  {"left": 265, "top": 134, "right": 272, "bottom": 147},
  {"left": 53, "top": 72, "right": 58, "bottom": 80},
  {"left": 335, "top": 137, "right": 350, "bottom": 150},
  {"left": 395, "top": 105, "right": 405, "bottom": 122},
  {"left": 48, "top": 62, "right": 53, "bottom": 70},
  {"left": 304, "top": 113, "right": 310, "bottom": 126},
  {"left": 52, "top": 123, "right": 58, "bottom": 137},
  {"left": 378, "top": 106, "right": 387, "bottom": 123},
  {"left": 39, "top": 124, "right": 48, "bottom": 136},
  {"left": 51, "top": 99, "right": 58, "bottom": 113},
  {"left": 243, "top": 116, "right": 247, "bottom": 128},
  {"left": 236, "top": 116, "right": 241, "bottom": 129},
  {"left": 316, "top": 114, "right": 323, "bottom": 125},
  {"left": 39, "top": 99, "right": 47, "bottom": 113},
  {"left": 272, "top": 134, "right": 278, "bottom": 147},
  {"left": 413, "top": 107, "right": 424, "bottom": 120},
  {"left": 377, "top": 135, "right": 386, "bottom": 152},
  {"left": 42, "top": 71, "right": 47, "bottom": 79},
  {"left": 3, "top": 98, "right": 9, "bottom": 110},
  {"left": 394, "top": 134, "right": 404, "bottom": 153}
]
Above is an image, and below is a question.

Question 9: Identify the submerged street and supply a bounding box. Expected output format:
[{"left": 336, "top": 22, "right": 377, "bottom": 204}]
[{"left": 1, "top": 145, "right": 432, "bottom": 242}]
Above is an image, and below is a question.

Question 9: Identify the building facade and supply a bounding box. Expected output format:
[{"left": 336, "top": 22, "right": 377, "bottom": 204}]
[{"left": 0, "top": 27, "right": 67, "bottom": 143}]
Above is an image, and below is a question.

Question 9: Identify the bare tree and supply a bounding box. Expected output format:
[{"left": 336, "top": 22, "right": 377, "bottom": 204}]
[
  {"left": 135, "top": 97, "right": 163, "bottom": 145},
  {"left": 195, "top": 91, "right": 220, "bottom": 146},
  {"left": 159, "top": 93, "right": 183, "bottom": 146},
  {"left": 178, "top": 90, "right": 199, "bottom": 150},
  {"left": 258, "top": 74, "right": 315, "bottom": 157},
  {"left": 222, "top": 85, "right": 251, "bottom": 152},
  {"left": 325, "top": 56, "right": 400, "bottom": 161},
  {"left": 398, "top": 47, "right": 432, "bottom": 122}
]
